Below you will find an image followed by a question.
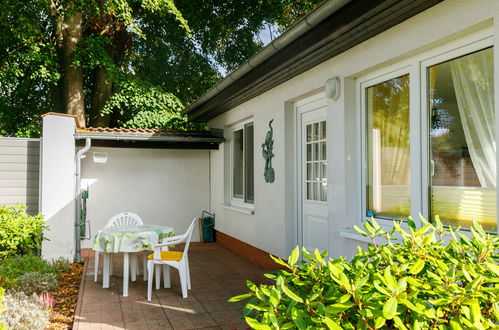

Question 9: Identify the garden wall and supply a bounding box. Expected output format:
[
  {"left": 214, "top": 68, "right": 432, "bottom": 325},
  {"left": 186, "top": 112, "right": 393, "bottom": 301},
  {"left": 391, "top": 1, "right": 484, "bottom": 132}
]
[{"left": 0, "top": 138, "right": 40, "bottom": 215}]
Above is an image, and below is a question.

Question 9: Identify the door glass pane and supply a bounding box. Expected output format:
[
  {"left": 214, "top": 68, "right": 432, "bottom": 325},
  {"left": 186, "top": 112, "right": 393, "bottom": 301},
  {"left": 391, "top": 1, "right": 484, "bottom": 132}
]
[
  {"left": 307, "top": 124, "right": 312, "bottom": 142},
  {"left": 429, "top": 47, "right": 496, "bottom": 231},
  {"left": 320, "top": 181, "right": 327, "bottom": 201},
  {"left": 307, "top": 182, "right": 313, "bottom": 199},
  {"left": 305, "top": 119, "right": 327, "bottom": 202},
  {"left": 313, "top": 123, "right": 319, "bottom": 141},
  {"left": 233, "top": 129, "right": 244, "bottom": 199},
  {"left": 320, "top": 121, "right": 326, "bottom": 140},
  {"left": 366, "top": 74, "right": 410, "bottom": 220},
  {"left": 313, "top": 143, "right": 319, "bottom": 161},
  {"left": 245, "top": 123, "right": 254, "bottom": 203},
  {"left": 320, "top": 142, "right": 326, "bottom": 160}
]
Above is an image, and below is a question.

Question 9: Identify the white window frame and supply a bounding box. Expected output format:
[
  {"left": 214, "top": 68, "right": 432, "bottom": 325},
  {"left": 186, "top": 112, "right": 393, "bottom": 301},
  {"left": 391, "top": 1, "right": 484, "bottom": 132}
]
[
  {"left": 230, "top": 118, "right": 254, "bottom": 207},
  {"left": 357, "top": 28, "right": 497, "bottom": 233}
]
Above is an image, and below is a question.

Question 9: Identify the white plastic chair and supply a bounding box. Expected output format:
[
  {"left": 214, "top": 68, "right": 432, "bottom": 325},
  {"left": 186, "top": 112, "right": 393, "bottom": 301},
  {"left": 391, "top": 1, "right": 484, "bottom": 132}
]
[
  {"left": 94, "top": 212, "right": 144, "bottom": 282},
  {"left": 147, "top": 218, "right": 198, "bottom": 300}
]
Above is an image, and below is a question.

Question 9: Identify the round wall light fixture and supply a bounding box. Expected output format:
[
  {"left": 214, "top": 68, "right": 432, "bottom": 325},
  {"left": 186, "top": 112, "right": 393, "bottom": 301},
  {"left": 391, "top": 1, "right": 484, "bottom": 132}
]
[{"left": 325, "top": 77, "right": 341, "bottom": 101}]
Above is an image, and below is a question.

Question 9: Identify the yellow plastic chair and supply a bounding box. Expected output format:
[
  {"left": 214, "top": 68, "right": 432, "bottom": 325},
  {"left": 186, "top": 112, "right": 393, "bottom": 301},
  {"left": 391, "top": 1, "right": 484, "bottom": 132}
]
[{"left": 146, "top": 218, "right": 198, "bottom": 300}]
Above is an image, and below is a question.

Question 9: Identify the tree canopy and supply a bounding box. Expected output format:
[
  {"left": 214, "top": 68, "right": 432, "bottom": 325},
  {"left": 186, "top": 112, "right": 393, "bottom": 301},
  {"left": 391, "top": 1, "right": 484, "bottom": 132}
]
[{"left": 0, "top": 0, "right": 322, "bottom": 137}]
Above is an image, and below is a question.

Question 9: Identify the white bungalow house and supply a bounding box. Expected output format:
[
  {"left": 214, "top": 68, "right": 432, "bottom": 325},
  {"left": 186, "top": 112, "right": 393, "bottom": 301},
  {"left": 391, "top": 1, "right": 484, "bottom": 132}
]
[
  {"left": 39, "top": 0, "right": 498, "bottom": 263},
  {"left": 182, "top": 0, "right": 499, "bottom": 261}
]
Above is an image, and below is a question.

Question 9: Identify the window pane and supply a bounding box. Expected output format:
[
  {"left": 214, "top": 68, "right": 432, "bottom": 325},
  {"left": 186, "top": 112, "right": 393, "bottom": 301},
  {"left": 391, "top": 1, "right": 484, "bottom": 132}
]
[
  {"left": 245, "top": 123, "right": 254, "bottom": 204},
  {"left": 313, "top": 123, "right": 319, "bottom": 141},
  {"left": 233, "top": 129, "right": 244, "bottom": 199},
  {"left": 429, "top": 47, "right": 496, "bottom": 231},
  {"left": 320, "top": 121, "right": 326, "bottom": 140},
  {"left": 366, "top": 75, "right": 411, "bottom": 220},
  {"left": 313, "top": 143, "right": 319, "bottom": 161}
]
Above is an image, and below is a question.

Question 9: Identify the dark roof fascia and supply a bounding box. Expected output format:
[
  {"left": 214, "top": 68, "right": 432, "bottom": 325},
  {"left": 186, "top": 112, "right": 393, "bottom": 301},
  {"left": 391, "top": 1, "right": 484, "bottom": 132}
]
[
  {"left": 74, "top": 132, "right": 224, "bottom": 150},
  {"left": 185, "top": 0, "right": 443, "bottom": 122}
]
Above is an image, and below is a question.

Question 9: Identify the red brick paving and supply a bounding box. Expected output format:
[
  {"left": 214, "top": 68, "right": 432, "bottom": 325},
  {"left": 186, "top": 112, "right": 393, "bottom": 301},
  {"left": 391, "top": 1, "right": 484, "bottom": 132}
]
[{"left": 74, "top": 243, "right": 270, "bottom": 329}]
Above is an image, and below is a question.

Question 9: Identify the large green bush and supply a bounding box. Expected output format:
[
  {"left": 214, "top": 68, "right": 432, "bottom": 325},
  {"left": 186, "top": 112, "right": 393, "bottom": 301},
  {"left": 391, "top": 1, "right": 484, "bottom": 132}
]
[
  {"left": 231, "top": 217, "right": 499, "bottom": 329},
  {"left": 0, "top": 204, "right": 46, "bottom": 259}
]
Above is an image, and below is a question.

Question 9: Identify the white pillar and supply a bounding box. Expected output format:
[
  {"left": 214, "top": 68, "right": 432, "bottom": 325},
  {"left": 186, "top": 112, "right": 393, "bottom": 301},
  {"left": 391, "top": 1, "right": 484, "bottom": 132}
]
[{"left": 40, "top": 113, "right": 77, "bottom": 261}]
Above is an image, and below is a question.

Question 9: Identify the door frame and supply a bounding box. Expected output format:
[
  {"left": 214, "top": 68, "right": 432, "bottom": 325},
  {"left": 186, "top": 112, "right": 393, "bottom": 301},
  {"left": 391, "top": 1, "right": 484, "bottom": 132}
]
[{"left": 294, "top": 92, "right": 328, "bottom": 250}]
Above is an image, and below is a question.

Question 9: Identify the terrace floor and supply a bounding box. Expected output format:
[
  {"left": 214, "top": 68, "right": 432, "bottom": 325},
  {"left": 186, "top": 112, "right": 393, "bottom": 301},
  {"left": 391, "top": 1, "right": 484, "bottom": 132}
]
[{"left": 75, "top": 243, "right": 270, "bottom": 330}]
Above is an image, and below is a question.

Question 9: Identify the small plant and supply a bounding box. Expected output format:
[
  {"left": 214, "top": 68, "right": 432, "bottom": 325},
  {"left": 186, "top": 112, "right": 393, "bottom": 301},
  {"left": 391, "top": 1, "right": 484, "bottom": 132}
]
[
  {"left": 230, "top": 216, "right": 499, "bottom": 329},
  {"left": 0, "top": 255, "right": 64, "bottom": 290},
  {"left": 0, "top": 204, "right": 46, "bottom": 259},
  {"left": 34, "top": 292, "right": 56, "bottom": 309},
  {"left": 0, "top": 292, "right": 50, "bottom": 330},
  {"left": 17, "top": 272, "right": 58, "bottom": 296}
]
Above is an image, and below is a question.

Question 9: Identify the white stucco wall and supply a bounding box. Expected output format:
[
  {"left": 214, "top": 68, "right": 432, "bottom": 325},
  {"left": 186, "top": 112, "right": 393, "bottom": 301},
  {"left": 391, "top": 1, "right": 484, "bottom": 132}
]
[
  {"left": 80, "top": 147, "right": 209, "bottom": 248},
  {"left": 208, "top": 0, "right": 499, "bottom": 259},
  {"left": 40, "top": 115, "right": 76, "bottom": 261}
]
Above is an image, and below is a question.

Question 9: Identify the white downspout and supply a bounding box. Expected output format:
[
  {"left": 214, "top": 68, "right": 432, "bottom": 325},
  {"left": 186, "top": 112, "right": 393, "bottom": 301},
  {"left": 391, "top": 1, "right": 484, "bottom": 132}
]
[{"left": 75, "top": 138, "right": 91, "bottom": 262}]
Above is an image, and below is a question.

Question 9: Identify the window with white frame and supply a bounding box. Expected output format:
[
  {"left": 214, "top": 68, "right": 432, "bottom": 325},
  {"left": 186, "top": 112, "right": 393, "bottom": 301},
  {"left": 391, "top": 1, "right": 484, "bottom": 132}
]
[
  {"left": 361, "top": 35, "right": 496, "bottom": 232},
  {"left": 231, "top": 121, "right": 254, "bottom": 204}
]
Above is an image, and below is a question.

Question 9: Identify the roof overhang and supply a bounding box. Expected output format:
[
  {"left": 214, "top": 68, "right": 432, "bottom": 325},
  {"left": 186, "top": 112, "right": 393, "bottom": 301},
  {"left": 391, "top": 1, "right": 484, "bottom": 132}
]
[
  {"left": 74, "top": 129, "right": 224, "bottom": 149},
  {"left": 183, "top": 0, "right": 443, "bottom": 122}
]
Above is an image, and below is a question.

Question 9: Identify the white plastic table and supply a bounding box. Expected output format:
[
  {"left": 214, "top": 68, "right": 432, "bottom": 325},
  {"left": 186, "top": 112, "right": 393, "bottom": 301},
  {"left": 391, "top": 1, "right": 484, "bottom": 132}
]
[{"left": 92, "top": 225, "right": 174, "bottom": 297}]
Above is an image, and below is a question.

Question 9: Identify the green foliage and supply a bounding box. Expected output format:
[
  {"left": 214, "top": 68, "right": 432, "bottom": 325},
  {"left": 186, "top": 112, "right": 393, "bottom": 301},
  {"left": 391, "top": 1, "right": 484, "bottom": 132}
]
[
  {"left": 0, "top": 0, "right": 322, "bottom": 134},
  {"left": 0, "top": 204, "right": 46, "bottom": 259},
  {"left": 230, "top": 217, "right": 499, "bottom": 329},
  {"left": 0, "top": 287, "right": 5, "bottom": 330},
  {"left": 102, "top": 78, "right": 206, "bottom": 130},
  {"left": 0, "top": 255, "right": 69, "bottom": 293},
  {"left": 16, "top": 272, "right": 58, "bottom": 296}
]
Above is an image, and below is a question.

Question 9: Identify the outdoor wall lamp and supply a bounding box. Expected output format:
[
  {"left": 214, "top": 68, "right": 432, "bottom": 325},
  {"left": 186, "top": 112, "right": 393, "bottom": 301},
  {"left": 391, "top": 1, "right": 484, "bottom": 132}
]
[
  {"left": 93, "top": 152, "right": 108, "bottom": 164},
  {"left": 325, "top": 76, "right": 341, "bottom": 101}
]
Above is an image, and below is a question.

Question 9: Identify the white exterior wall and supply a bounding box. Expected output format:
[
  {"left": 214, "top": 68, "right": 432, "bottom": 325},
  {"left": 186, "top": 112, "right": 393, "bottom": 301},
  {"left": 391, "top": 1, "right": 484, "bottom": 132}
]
[
  {"left": 208, "top": 0, "right": 499, "bottom": 259},
  {"left": 80, "top": 147, "right": 209, "bottom": 248},
  {"left": 40, "top": 115, "right": 77, "bottom": 261}
]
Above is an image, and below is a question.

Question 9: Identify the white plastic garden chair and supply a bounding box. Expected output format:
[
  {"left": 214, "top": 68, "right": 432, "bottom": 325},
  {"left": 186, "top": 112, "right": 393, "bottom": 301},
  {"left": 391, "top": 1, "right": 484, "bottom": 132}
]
[
  {"left": 94, "top": 212, "right": 145, "bottom": 282},
  {"left": 147, "top": 217, "right": 198, "bottom": 300}
]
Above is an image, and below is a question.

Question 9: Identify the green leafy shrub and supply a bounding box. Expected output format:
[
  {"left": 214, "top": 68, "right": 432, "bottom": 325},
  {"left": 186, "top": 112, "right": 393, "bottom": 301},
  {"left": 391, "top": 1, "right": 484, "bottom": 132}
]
[
  {"left": 0, "top": 204, "right": 46, "bottom": 259},
  {"left": 17, "top": 272, "right": 58, "bottom": 296},
  {"left": 0, "top": 287, "right": 5, "bottom": 330},
  {"left": 0, "top": 255, "right": 66, "bottom": 291},
  {"left": 231, "top": 217, "right": 499, "bottom": 329},
  {"left": 0, "top": 292, "right": 50, "bottom": 330}
]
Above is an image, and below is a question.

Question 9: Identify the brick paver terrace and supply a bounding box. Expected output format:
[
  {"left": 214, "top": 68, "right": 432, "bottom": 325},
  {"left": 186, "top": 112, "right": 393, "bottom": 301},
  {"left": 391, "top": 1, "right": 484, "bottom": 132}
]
[{"left": 75, "top": 243, "right": 270, "bottom": 330}]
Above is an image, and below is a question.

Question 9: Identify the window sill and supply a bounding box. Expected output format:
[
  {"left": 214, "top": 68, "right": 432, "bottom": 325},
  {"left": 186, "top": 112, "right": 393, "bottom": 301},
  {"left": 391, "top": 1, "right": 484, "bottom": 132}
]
[{"left": 222, "top": 203, "right": 254, "bottom": 215}]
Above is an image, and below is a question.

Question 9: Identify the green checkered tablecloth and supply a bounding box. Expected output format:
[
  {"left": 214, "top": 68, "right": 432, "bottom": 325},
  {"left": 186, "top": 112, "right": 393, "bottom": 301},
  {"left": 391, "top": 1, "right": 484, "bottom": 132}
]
[{"left": 92, "top": 225, "right": 174, "bottom": 253}]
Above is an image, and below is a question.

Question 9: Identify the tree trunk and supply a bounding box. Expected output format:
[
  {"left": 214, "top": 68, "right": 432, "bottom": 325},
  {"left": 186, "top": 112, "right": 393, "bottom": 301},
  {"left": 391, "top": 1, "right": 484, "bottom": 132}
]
[
  {"left": 62, "top": 9, "right": 85, "bottom": 127},
  {"left": 89, "top": 67, "right": 112, "bottom": 127},
  {"left": 49, "top": 1, "right": 65, "bottom": 113}
]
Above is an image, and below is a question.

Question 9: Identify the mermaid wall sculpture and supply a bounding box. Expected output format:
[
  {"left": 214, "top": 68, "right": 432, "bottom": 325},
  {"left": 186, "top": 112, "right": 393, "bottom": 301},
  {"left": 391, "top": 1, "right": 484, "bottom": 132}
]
[{"left": 262, "top": 119, "right": 275, "bottom": 183}]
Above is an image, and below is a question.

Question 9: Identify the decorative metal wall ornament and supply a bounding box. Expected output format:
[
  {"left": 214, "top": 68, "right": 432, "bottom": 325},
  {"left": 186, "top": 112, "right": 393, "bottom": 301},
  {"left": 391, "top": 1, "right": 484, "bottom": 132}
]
[{"left": 262, "top": 119, "right": 275, "bottom": 183}]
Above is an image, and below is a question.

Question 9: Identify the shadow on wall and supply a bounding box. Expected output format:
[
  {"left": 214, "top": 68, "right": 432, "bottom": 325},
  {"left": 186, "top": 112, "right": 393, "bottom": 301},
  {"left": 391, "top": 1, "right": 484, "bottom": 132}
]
[
  {"left": 41, "top": 196, "right": 76, "bottom": 262},
  {"left": 26, "top": 139, "right": 41, "bottom": 216}
]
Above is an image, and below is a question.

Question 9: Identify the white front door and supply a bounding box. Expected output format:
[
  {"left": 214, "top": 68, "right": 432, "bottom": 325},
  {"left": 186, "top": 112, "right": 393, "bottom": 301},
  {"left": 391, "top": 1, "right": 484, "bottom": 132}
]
[{"left": 297, "top": 97, "right": 328, "bottom": 253}]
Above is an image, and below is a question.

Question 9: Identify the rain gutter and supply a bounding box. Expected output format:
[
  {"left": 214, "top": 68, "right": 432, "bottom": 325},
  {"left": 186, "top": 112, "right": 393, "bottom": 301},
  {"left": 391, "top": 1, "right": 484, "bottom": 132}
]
[
  {"left": 74, "top": 134, "right": 223, "bottom": 143},
  {"left": 182, "top": 0, "right": 352, "bottom": 118}
]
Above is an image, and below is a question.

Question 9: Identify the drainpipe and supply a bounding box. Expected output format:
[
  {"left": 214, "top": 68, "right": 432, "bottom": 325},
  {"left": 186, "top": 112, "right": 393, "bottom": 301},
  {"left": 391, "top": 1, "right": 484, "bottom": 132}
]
[{"left": 75, "top": 138, "right": 91, "bottom": 262}]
